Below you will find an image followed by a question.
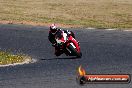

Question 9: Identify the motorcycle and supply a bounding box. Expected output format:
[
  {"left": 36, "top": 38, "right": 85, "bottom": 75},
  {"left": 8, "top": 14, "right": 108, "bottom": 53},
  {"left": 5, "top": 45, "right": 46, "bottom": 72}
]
[{"left": 55, "top": 30, "right": 82, "bottom": 58}]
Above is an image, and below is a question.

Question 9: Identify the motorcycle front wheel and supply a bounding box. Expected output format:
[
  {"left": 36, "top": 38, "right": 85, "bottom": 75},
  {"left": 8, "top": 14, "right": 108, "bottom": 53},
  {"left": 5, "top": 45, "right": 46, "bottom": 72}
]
[{"left": 66, "top": 44, "right": 82, "bottom": 58}]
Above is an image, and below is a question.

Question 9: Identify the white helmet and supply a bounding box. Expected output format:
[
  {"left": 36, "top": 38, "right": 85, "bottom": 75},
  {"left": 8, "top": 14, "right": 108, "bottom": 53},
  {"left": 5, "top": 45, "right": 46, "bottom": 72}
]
[{"left": 50, "top": 24, "right": 57, "bottom": 33}]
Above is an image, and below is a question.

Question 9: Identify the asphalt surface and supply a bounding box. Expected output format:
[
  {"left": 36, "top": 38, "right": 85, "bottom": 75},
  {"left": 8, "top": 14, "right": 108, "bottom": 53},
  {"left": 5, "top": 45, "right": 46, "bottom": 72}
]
[{"left": 0, "top": 24, "right": 132, "bottom": 88}]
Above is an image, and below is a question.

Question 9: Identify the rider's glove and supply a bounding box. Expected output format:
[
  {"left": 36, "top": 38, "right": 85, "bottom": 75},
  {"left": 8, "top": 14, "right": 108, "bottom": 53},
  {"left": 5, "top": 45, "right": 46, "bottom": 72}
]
[{"left": 52, "top": 43, "right": 57, "bottom": 47}]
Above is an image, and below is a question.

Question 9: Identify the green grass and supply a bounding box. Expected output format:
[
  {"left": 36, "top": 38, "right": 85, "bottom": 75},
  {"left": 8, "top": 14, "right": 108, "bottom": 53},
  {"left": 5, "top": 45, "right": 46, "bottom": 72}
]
[
  {"left": 0, "top": 0, "right": 132, "bottom": 28},
  {"left": 0, "top": 51, "right": 26, "bottom": 65}
]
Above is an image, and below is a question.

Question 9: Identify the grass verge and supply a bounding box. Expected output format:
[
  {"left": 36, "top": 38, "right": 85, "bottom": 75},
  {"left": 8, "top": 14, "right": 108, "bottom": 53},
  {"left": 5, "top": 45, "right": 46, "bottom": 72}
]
[
  {"left": 0, "top": 0, "right": 132, "bottom": 28},
  {"left": 0, "top": 51, "right": 31, "bottom": 65}
]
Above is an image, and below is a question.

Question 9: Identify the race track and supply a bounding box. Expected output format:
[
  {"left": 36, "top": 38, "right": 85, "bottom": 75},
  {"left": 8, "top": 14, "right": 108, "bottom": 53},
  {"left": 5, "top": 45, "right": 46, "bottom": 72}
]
[{"left": 0, "top": 24, "right": 131, "bottom": 88}]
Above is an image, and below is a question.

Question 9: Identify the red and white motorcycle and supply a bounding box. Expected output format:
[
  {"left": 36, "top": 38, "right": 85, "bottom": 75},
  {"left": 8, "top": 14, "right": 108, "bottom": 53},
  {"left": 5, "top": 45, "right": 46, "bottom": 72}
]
[{"left": 55, "top": 30, "right": 82, "bottom": 58}]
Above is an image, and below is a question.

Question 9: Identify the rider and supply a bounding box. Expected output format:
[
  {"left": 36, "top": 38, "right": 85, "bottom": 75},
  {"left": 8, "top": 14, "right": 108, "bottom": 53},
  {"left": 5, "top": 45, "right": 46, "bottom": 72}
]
[{"left": 48, "top": 24, "right": 76, "bottom": 56}]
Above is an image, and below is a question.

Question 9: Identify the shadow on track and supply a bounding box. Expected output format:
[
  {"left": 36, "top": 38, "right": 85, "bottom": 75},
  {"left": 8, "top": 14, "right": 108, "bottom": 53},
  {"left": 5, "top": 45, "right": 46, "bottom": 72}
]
[{"left": 41, "top": 57, "right": 80, "bottom": 61}]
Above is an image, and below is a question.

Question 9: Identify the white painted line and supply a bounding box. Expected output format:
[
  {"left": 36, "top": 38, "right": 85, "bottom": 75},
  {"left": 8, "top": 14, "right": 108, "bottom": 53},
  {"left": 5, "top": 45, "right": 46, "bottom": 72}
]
[
  {"left": 86, "top": 27, "right": 96, "bottom": 30},
  {"left": 124, "top": 30, "right": 132, "bottom": 32},
  {"left": 0, "top": 58, "right": 37, "bottom": 67},
  {"left": 105, "top": 29, "right": 116, "bottom": 30}
]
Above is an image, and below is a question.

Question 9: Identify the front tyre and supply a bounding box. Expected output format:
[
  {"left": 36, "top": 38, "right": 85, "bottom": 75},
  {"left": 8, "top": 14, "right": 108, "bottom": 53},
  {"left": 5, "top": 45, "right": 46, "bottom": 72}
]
[{"left": 67, "top": 44, "right": 82, "bottom": 58}]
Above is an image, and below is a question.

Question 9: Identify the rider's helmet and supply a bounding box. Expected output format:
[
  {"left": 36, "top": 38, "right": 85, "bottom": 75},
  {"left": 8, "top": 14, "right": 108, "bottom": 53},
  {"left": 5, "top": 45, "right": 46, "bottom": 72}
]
[{"left": 50, "top": 24, "right": 57, "bottom": 33}]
